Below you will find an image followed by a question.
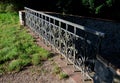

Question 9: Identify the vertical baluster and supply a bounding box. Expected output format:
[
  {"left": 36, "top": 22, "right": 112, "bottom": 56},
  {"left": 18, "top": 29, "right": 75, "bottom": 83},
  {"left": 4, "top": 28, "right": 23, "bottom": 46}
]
[
  {"left": 73, "top": 27, "right": 77, "bottom": 71},
  {"left": 35, "top": 12, "right": 37, "bottom": 33},
  {"left": 96, "top": 36, "right": 103, "bottom": 55},
  {"left": 29, "top": 11, "right": 31, "bottom": 29},
  {"left": 31, "top": 11, "right": 34, "bottom": 30},
  {"left": 83, "top": 33, "right": 89, "bottom": 81},
  {"left": 25, "top": 9, "right": 27, "bottom": 26},
  {"left": 53, "top": 19, "right": 56, "bottom": 48},
  {"left": 32, "top": 11, "right": 35, "bottom": 31},
  {"left": 27, "top": 10, "right": 29, "bottom": 26},
  {"left": 41, "top": 14, "right": 44, "bottom": 41},
  {"left": 65, "top": 24, "right": 68, "bottom": 60},
  {"left": 50, "top": 19, "right": 55, "bottom": 52},
  {"left": 29, "top": 13, "right": 31, "bottom": 28},
  {"left": 36, "top": 13, "right": 38, "bottom": 33},
  {"left": 39, "top": 14, "right": 42, "bottom": 36},
  {"left": 38, "top": 13, "right": 41, "bottom": 36},
  {"left": 49, "top": 17, "right": 52, "bottom": 50},
  {"left": 48, "top": 17, "right": 51, "bottom": 44},
  {"left": 27, "top": 10, "right": 29, "bottom": 27},
  {"left": 59, "top": 21, "right": 61, "bottom": 53},
  {"left": 44, "top": 16, "right": 46, "bottom": 44},
  {"left": 30, "top": 12, "right": 33, "bottom": 30}
]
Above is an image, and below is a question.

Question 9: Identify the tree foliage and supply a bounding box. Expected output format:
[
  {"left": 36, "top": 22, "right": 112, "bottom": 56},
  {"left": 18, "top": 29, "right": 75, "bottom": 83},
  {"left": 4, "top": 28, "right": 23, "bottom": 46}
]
[
  {"left": 0, "top": 0, "right": 120, "bottom": 20},
  {"left": 81, "top": 0, "right": 113, "bottom": 14}
]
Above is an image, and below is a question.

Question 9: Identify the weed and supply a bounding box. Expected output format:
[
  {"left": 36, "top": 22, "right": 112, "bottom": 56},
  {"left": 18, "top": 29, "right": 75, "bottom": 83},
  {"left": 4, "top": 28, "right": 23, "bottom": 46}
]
[
  {"left": 32, "top": 54, "right": 41, "bottom": 65},
  {"left": 0, "top": 65, "right": 5, "bottom": 74},
  {"left": 20, "top": 59, "right": 31, "bottom": 67},
  {"left": 4, "top": 47, "right": 18, "bottom": 61},
  {"left": 19, "top": 54, "right": 31, "bottom": 60},
  {"left": 8, "top": 59, "right": 31, "bottom": 72},
  {"left": 53, "top": 65, "right": 61, "bottom": 74},
  {"left": 39, "top": 48, "right": 50, "bottom": 60},
  {"left": 40, "top": 67, "right": 48, "bottom": 74},
  {"left": 53, "top": 63, "right": 69, "bottom": 79},
  {"left": 59, "top": 72, "right": 69, "bottom": 79},
  {"left": 19, "top": 54, "right": 31, "bottom": 67},
  {"left": 8, "top": 59, "right": 21, "bottom": 72}
]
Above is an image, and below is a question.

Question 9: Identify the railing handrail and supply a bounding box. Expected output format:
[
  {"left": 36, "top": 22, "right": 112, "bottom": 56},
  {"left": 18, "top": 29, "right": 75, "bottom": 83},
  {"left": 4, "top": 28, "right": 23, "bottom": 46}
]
[
  {"left": 25, "top": 7, "right": 105, "bottom": 37},
  {"left": 24, "top": 7, "right": 107, "bottom": 81}
]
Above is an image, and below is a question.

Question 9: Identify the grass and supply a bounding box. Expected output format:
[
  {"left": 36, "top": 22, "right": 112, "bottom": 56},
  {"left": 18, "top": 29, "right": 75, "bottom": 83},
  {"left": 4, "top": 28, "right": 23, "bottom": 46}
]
[
  {"left": 53, "top": 65, "right": 61, "bottom": 74},
  {"left": 59, "top": 72, "right": 69, "bottom": 79},
  {"left": 53, "top": 63, "right": 69, "bottom": 79},
  {"left": 32, "top": 53, "right": 41, "bottom": 65},
  {"left": 0, "top": 12, "right": 50, "bottom": 74}
]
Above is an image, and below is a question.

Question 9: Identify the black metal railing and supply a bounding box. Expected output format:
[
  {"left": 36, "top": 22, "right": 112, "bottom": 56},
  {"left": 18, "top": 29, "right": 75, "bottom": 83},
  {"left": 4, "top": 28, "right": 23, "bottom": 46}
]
[{"left": 24, "top": 7, "right": 105, "bottom": 82}]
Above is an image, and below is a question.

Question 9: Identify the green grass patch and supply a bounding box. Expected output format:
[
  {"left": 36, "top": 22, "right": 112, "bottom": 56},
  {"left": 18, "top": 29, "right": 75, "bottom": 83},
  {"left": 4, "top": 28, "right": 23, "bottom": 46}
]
[
  {"left": 53, "top": 65, "right": 61, "bottom": 74},
  {"left": 53, "top": 63, "right": 69, "bottom": 79},
  {"left": 32, "top": 54, "right": 41, "bottom": 65},
  {"left": 59, "top": 72, "right": 69, "bottom": 79},
  {"left": 8, "top": 59, "right": 22, "bottom": 72},
  {"left": 0, "top": 13, "right": 50, "bottom": 74}
]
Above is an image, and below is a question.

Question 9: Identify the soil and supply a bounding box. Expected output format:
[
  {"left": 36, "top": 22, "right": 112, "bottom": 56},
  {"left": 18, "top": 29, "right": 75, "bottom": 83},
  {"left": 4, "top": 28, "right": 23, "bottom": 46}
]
[{"left": 0, "top": 58, "right": 74, "bottom": 83}]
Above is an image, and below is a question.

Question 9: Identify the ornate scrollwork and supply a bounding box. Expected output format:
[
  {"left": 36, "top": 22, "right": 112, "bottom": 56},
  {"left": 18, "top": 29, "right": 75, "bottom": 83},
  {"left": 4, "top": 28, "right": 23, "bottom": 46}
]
[
  {"left": 50, "top": 35, "right": 54, "bottom": 45},
  {"left": 25, "top": 7, "right": 104, "bottom": 81},
  {"left": 60, "top": 42, "right": 66, "bottom": 54},
  {"left": 67, "top": 47, "right": 74, "bottom": 59},
  {"left": 66, "top": 33, "right": 74, "bottom": 47},
  {"left": 54, "top": 38, "right": 59, "bottom": 48}
]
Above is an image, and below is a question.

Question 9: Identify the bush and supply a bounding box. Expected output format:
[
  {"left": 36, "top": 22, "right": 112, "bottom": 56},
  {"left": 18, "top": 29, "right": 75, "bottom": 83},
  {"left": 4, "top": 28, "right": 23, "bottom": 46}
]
[
  {"left": 32, "top": 54, "right": 41, "bottom": 65},
  {"left": 8, "top": 59, "right": 31, "bottom": 72},
  {"left": 0, "top": 3, "right": 6, "bottom": 13},
  {"left": 8, "top": 59, "right": 21, "bottom": 71},
  {"left": 0, "top": 3, "right": 15, "bottom": 13},
  {"left": 5, "top": 3, "right": 15, "bottom": 12}
]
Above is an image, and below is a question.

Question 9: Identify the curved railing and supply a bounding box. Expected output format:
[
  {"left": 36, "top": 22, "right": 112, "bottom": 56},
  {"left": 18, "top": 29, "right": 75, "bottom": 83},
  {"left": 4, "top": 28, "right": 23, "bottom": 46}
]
[{"left": 24, "top": 7, "right": 105, "bottom": 82}]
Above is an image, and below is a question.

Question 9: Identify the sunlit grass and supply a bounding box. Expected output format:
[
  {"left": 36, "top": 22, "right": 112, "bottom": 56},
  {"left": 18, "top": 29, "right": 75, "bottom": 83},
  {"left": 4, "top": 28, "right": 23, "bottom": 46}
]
[{"left": 0, "top": 13, "right": 50, "bottom": 74}]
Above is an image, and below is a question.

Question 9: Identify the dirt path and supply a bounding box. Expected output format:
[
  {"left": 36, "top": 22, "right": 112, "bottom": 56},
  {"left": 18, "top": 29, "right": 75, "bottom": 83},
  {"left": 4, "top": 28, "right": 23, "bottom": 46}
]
[{"left": 0, "top": 57, "right": 74, "bottom": 83}]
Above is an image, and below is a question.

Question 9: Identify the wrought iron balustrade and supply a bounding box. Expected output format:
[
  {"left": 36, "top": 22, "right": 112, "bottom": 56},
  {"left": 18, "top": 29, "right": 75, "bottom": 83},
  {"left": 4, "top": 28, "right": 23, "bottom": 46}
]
[{"left": 24, "top": 7, "right": 105, "bottom": 82}]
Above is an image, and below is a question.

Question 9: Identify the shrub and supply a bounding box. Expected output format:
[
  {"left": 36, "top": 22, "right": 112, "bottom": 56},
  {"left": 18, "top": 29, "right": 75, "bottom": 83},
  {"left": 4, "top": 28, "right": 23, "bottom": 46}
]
[
  {"left": 4, "top": 48, "right": 18, "bottom": 61},
  {"left": 0, "top": 3, "right": 6, "bottom": 13},
  {"left": 19, "top": 54, "right": 31, "bottom": 60},
  {"left": 8, "top": 59, "right": 31, "bottom": 72},
  {"left": 5, "top": 3, "right": 15, "bottom": 12},
  {"left": 32, "top": 54, "right": 41, "bottom": 65},
  {"left": 0, "top": 3, "right": 15, "bottom": 13},
  {"left": 19, "top": 54, "right": 31, "bottom": 67},
  {"left": 20, "top": 59, "right": 31, "bottom": 67},
  {"left": 8, "top": 59, "right": 21, "bottom": 71},
  {"left": 39, "top": 48, "right": 50, "bottom": 60}
]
